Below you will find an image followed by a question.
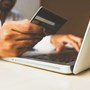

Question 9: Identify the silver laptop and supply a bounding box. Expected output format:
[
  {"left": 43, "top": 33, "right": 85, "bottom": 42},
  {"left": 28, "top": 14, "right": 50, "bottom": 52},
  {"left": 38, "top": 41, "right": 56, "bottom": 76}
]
[{"left": 2, "top": 20, "right": 90, "bottom": 74}]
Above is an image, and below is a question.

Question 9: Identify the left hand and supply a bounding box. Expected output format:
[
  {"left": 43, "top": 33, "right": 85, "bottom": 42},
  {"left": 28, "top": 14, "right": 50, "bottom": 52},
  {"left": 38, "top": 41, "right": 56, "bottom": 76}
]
[
  {"left": 51, "top": 34, "right": 82, "bottom": 52},
  {"left": 0, "top": 19, "right": 45, "bottom": 57}
]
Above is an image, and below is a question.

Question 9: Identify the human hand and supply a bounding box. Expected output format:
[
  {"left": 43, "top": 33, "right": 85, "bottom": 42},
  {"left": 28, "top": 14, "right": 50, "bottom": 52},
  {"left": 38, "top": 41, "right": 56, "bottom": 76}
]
[
  {"left": 51, "top": 34, "right": 82, "bottom": 52},
  {"left": 0, "top": 19, "right": 45, "bottom": 57}
]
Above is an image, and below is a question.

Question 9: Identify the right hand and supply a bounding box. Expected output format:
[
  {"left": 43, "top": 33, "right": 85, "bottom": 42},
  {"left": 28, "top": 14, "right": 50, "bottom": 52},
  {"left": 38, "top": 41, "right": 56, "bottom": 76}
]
[
  {"left": 0, "top": 19, "right": 45, "bottom": 57},
  {"left": 51, "top": 34, "right": 82, "bottom": 52}
]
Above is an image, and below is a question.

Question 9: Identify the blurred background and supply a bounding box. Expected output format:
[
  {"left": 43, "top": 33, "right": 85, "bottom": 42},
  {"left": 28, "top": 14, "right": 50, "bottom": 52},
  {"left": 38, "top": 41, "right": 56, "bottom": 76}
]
[
  {"left": 13, "top": 0, "right": 40, "bottom": 19},
  {"left": 13, "top": 0, "right": 90, "bottom": 37}
]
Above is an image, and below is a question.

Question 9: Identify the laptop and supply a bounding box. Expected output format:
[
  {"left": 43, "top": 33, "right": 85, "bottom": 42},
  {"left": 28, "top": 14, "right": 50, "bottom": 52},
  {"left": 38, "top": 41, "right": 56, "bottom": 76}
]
[
  {"left": 1, "top": 7, "right": 90, "bottom": 74},
  {"left": 1, "top": 20, "right": 90, "bottom": 74}
]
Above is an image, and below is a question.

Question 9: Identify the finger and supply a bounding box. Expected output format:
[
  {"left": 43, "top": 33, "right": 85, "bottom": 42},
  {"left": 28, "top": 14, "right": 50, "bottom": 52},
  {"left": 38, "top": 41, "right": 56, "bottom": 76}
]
[
  {"left": 14, "top": 40, "right": 39, "bottom": 56},
  {"left": 14, "top": 32, "right": 44, "bottom": 41},
  {"left": 55, "top": 43, "right": 64, "bottom": 53},
  {"left": 68, "top": 34, "right": 82, "bottom": 48},
  {"left": 16, "top": 39, "right": 40, "bottom": 49},
  {"left": 12, "top": 29, "right": 45, "bottom": 36},
  {"left": 5, "top": 40, "right": 38, "bottom": 56},
  {"left": 1, "top": 29, "right": 44, "bottom": 41},
  {"left": 62, "top": 37, "right": 80, "bottom": 52},
  {"left": 3, "top": 19, "right": 45, "bottom": 35}
]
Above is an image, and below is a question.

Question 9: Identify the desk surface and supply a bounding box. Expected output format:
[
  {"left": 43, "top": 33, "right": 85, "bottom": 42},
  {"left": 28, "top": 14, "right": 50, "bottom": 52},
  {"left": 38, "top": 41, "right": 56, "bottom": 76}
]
[{"left": 0, "top": 60, "right": 90, "bottom": 90}]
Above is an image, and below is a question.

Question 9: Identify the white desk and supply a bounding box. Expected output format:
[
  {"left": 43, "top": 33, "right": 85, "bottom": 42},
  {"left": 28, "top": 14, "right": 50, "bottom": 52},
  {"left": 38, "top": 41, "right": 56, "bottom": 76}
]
[{"left": 0, "top": 60, "right": 90, "bottom": 90}]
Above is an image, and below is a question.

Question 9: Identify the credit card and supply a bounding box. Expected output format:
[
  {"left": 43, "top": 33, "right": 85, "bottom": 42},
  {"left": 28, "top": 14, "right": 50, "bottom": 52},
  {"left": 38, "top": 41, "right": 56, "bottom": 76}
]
[{"left": 31, "top": 6, "right": 67, "bottom": 35}]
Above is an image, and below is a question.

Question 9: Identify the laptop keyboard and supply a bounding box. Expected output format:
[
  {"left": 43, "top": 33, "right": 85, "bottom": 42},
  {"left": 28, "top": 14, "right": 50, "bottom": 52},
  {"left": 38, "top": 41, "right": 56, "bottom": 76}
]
[{"left": 22, "top": 48, "right": 78, "bottom": 65}]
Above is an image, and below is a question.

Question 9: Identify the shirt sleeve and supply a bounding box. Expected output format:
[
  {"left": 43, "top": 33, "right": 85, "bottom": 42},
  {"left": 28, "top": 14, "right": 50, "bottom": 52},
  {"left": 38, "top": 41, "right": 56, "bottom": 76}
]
[{"left": 33, "top": 35, "right": 55, "bottom": 52}]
